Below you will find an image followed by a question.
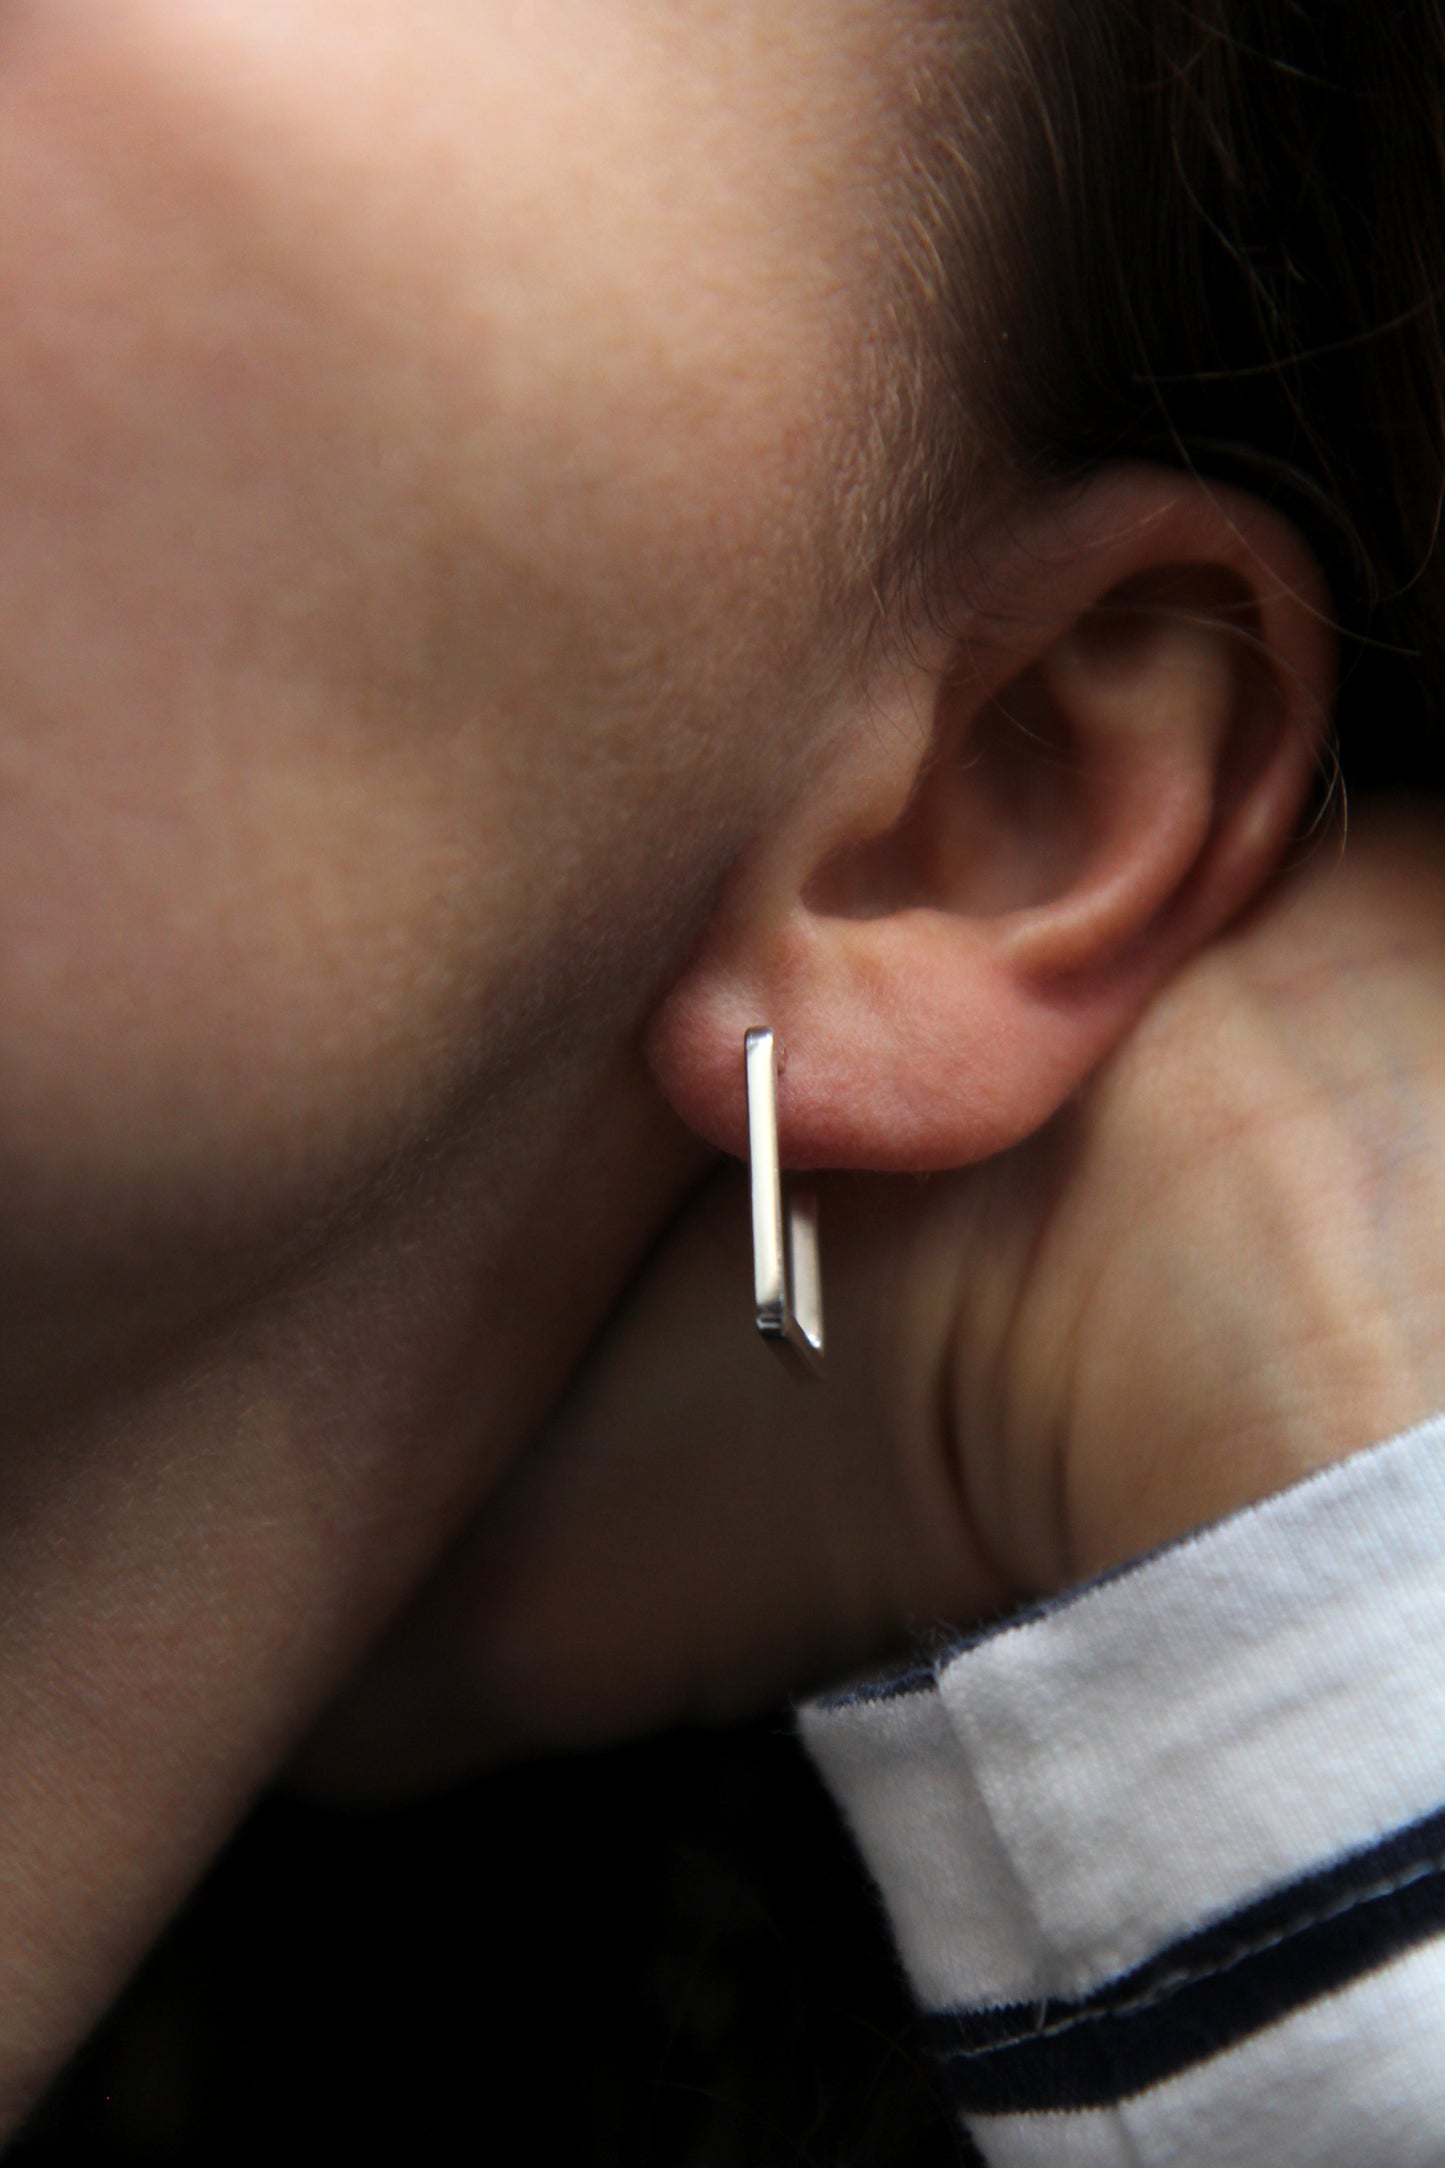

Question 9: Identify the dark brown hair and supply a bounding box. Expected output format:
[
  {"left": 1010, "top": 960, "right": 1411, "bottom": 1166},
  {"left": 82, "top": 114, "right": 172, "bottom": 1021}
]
[{"left": 909, "top": 0, "right": 1445, "bottom": 794}]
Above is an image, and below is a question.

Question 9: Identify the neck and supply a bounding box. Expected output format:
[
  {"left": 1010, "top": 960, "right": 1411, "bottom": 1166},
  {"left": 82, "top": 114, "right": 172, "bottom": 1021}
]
[{"left": 0, "top": 1037, "right": 706, "bottom": 2134}]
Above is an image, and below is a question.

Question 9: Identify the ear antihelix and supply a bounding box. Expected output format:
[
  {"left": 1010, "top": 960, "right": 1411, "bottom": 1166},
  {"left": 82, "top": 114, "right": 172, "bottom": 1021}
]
[{"left": 745, "top": 1029, "right": 824, "bottom": 1378}]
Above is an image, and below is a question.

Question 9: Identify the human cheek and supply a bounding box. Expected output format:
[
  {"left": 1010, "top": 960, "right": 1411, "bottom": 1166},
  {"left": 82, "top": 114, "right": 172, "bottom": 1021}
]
[
  {"left": 0, "top": 8, "right": 496, "bottom": 1288},
  {"left": 0, "top": 1, "right": 896, "bottom": 1304}
]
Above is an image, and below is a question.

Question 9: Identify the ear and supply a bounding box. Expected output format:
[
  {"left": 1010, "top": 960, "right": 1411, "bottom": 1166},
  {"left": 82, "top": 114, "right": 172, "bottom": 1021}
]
[{"left": 647, "top": 465, "right": 1335, "bottom": 1171}]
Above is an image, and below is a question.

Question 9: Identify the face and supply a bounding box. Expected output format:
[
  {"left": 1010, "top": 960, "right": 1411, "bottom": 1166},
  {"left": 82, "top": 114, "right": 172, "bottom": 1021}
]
[{"left": 0, "top": 0, "right": 949, "bottom": 1375}]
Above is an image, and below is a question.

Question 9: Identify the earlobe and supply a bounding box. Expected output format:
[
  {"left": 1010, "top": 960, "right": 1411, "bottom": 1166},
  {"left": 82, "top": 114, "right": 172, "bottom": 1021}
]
[{"left": 648, "top": 467, "right": 1335, "bottom": 1173}]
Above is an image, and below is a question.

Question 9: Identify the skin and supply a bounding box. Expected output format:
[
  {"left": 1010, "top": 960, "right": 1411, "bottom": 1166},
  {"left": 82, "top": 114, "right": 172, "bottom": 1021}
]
[
  {"left": 2, "top": 0, "right": 932, "bottom": 1392},
  {"left": 1, "top": 0, "right": 1439, "bottom": 2135},
  {"left": 302, "top": 801, "right": 1445, "bottom": 1784},
  {"left": 0, "top": 0, "right": 944, "bottom": 2120}
]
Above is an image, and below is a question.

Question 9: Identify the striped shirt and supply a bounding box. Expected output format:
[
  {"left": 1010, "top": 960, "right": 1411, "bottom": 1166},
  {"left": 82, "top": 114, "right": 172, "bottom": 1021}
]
[{"left": 802, "top": 1412, "right": 1445, "bottom": 2166}]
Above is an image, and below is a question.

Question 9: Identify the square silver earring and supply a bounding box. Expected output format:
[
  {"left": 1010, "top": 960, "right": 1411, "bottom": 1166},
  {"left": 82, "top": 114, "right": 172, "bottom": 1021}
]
[{"left": 745, "top": 1028, "right": 824, "bottom": 1377}]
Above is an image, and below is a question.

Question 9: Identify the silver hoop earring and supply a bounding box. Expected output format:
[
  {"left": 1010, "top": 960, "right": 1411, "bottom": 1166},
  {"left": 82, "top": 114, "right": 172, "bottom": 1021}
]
[{"left": 745, "top": 1028, "right": 824, "bottom": 1377}]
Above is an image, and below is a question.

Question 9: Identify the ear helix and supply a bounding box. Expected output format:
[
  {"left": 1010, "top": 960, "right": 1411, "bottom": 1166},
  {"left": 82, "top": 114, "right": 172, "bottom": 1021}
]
[{"left": 745, "top": 1029, "right": 824, "bottom": 1378}]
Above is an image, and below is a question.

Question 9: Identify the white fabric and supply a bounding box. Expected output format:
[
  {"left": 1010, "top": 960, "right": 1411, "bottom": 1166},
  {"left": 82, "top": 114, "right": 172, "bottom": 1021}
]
[
  {"left": 798, "top": 1684, "right": 1050, "bottom": 2008},
  {"left": 973, "top": 1942, "right": 1445, "bottom": 2168},
  {"left": 801, "top": 1412, "right": 1445, "bottom": 2165},
  {"left": 804, "top": 1413, "right": 1445, "bottom": 2002}
]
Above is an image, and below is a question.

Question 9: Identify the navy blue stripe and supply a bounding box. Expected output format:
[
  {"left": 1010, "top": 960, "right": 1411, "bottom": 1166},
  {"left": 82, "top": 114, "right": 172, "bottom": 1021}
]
[
  {"left": 808, "top": 1662, "right": 941, "bottom": 1710},
  {"left": 924, "top": 1800, "right": 1445, "bottom": 2114}
]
